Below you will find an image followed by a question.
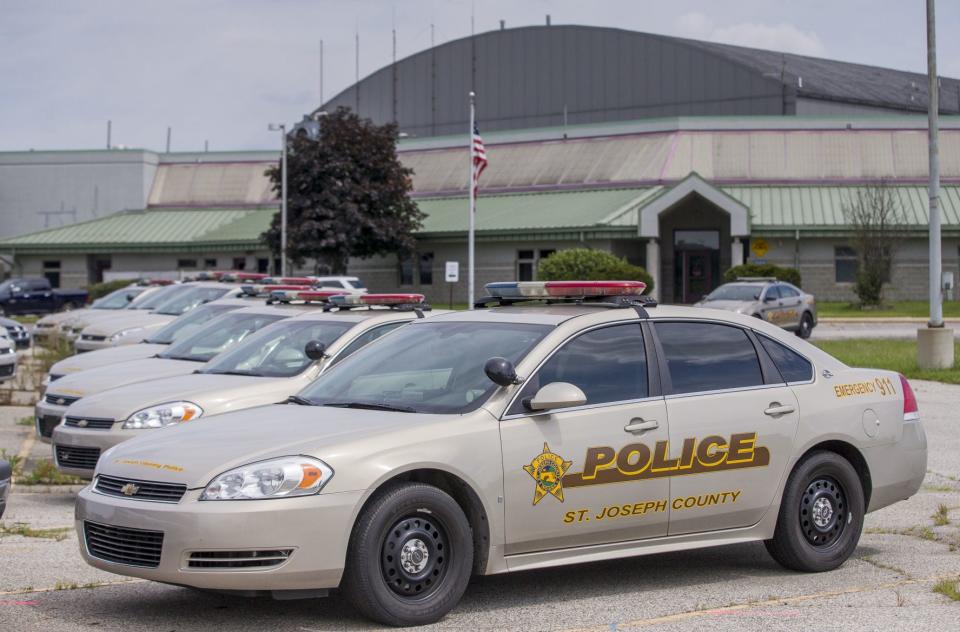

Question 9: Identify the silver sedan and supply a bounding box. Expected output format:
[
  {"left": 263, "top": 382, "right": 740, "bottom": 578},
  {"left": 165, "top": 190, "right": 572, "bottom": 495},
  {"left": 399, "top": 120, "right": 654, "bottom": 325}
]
[{"left": 695, "top": 278, "right": 817, "bottom": 338}]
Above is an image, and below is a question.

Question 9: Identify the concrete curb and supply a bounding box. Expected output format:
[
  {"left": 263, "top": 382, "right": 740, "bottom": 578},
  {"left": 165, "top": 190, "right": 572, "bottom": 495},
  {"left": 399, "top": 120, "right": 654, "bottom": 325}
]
[{"left": 819, "top": 317, "right": 960, "bottom": 324}]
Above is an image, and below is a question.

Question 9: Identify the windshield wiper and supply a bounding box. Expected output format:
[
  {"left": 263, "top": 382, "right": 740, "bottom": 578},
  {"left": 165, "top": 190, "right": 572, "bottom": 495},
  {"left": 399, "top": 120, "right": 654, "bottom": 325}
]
[
  {"left": 286, "top": 395, "right": 315, "bottom": 406},
  {"left": 323, "top": 401, "right": 417, "bottom": 413},
  {"left": 209, "top": 369, "right": 263, "bottom": 377},
  {"left": 158, "top": 354, "right": 206, "bottom": 363}
]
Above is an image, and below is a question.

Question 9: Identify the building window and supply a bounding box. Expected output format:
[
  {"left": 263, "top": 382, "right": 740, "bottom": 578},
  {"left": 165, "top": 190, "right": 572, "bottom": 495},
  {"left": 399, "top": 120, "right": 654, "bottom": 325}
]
[
  {"left": 204, "top": 258, "right": 217, "bottom": 269},
  {"left": 43, "top": 260, "right": 61, "bottom": 289},
  {"left": 835, "top": 247, "right": 858, "bottom": 283},
  {"left": 177, "top": 259, "right": 198, "bottom": 269},
  {"left": 517, "top": 249, "right": 556, "bottom": 281},
  {"left": 419, "top": 252, "right": 434, "bottom": 285},
  {"left": 399, "top": 256, "right": 414, "bottom": 286},
  {"left": 256, "top": 258, "right": 270, "bottom": 273},
  {"left": 232, "top": 257, "right": 247, "bottom": 271}
]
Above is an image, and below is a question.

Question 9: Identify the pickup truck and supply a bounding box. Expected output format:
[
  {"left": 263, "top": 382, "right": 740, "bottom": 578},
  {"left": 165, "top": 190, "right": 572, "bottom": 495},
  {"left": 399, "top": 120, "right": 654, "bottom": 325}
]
[{"left": 0, "top": 278, "right": 88, "bottom": 316}]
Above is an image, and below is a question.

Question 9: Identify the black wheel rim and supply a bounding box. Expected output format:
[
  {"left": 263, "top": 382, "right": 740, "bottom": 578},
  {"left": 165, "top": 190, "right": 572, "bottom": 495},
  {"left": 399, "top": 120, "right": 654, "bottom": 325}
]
[
  {"left": 380, "top": 514, "right": 449, "bottom": 600},
  {"left": 800, "top": 476, "right": 847, "bottom": 547}
]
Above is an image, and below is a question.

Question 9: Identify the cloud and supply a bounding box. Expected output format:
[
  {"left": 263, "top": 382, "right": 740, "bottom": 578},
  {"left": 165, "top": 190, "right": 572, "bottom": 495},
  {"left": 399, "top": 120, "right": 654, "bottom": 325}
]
[{"left": 676, "top": 12, "right": 826, "bottom": 57}]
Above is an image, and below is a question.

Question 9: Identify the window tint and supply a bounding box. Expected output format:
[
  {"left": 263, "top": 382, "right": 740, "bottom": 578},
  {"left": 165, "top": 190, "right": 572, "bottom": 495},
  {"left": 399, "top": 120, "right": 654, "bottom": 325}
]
[
  {"left": 330, "top": 321, "right": 406, "bottom": 366},
  {"left": 779, "top": 284, "right": 800, "bottom": 298},
  {"left": 508, "top": 324, "right": 647, "bottom": 415},
  {"left": 759, "top": 335, "right": 813, "bottom": 383},
  {"left": 656, "top": 322, "right": 764, "bottom": 395},
  {"left": 763, "top": 285, "right": 781, "bottom": 300}
]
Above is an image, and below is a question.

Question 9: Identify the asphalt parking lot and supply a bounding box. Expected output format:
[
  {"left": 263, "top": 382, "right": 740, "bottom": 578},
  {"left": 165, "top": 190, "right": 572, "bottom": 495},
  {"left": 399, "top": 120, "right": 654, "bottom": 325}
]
[{"left": 0, "top": 381, "right": 958, "bottom": 631}]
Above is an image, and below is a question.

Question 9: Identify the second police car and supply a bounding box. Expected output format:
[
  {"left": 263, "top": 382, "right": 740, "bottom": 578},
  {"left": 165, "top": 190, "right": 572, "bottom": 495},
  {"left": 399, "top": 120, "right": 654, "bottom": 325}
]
[
  {"left": 694, "top": 277, "right": 818, "bottom": 338},
  {"left": 75, "top": 280, "right": 925, "bottom": 626},
  {"left": 53, "top": 292, "right": 438, "bottom": 477}
]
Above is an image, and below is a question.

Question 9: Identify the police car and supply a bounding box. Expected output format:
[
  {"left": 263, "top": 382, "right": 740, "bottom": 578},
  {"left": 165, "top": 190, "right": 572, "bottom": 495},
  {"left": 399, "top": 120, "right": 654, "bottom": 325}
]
[
  {"left": 76, "top": 281, "right": 925, "bottom": 626},
  {"left": 694, "top": 277, "right": 817, "bottom": 338}
]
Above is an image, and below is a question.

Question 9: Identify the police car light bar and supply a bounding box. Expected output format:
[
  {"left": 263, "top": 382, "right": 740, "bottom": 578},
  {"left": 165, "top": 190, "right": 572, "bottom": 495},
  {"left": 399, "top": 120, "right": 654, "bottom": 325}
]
[
  {"left": 268, "top": 289, "right": 343, "bottom": 304},
  {"left": 261, "top": 276, "right": 317, "bottom": 286},
  {"left": 329, "top": 293, "right": 426, "bottom": 307},
  {"left": 485, "top": 280, "right": 646, "bottom": 299},
  {"left": 240, "top": 284, "right": 319, "bottom": 297},
  {"left": 220, "top": 272, "right": 270, "bottom": 283}
]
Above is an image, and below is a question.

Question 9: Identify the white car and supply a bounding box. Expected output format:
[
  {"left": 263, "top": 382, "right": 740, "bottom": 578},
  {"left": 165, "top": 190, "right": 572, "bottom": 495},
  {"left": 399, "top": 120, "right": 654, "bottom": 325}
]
[
  {"left": 52, "top": 284, "right": 182, "bottom": 343},
  {"left": 312, "top": 276, "right": 367, "bottom": 293},
  {"left": 0, "top": 337, "right": 16, "bottom": 383}
]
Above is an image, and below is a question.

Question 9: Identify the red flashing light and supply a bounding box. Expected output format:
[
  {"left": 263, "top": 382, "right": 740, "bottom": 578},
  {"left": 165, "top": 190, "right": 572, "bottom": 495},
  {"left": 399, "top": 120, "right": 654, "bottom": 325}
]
[
  {"left": 360, "top": 293, "right": 425, "bottom": 305},
  {"left": 263, "top": 276, "right": 316, "bottom": 285},
  {"left": 543, "top": 280, "right": 646, "bottom": 297}
]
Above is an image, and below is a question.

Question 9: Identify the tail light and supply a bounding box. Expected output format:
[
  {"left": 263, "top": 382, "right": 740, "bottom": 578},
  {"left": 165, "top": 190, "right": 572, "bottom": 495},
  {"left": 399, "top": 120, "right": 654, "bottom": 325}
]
[{"left": 899, "top": 374, "right": 919, "bottom": 420}]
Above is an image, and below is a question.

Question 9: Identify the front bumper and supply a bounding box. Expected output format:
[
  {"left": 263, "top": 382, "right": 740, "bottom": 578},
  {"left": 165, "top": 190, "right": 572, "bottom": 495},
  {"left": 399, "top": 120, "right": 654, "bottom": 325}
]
[
  {"left": 0, "top": 355, "right": 16, "bottom": 382},
  {"left": 35, "top": 399, "right": 70, "bottom": 444},
  {"left": 0, "top": 478, "right": 9, "bottom": 519},
  {"left": 74, "top": 337, "right": 114, "bottom": 352},
  {"left": 76, "top": 485, "right": 362, "bottom": 591},
  {"left": 51, "top": 423, "right": 135, "bottom": 477}
]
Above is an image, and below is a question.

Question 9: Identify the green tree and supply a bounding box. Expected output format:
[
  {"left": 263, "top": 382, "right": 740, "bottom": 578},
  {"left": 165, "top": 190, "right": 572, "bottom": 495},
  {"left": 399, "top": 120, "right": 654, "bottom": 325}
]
[
  {"left": 842, "top": 183, "right": 905, "bottom": 306},
  {"left": 263, "top": 107, "right": 424, "bottom": 273},
  {"left": 538, "top": 249, "right": 654, "bottom": 294}
]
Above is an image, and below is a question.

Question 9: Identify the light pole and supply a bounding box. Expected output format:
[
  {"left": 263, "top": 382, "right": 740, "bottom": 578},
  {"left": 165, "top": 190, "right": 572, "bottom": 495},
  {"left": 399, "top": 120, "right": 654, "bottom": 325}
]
[{"left": 268, "top": 123, "right": 288, "bottom": 276}]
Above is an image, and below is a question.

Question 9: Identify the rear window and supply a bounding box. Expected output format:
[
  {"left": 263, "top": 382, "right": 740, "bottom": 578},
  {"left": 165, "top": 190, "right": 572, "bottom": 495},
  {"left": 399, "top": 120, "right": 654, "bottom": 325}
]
[
  {"left": 758, "top": 335, "right": 813, "bottom": 383},
  {"left": 656, "top": 322, "right": 764, "bottom": 395}
]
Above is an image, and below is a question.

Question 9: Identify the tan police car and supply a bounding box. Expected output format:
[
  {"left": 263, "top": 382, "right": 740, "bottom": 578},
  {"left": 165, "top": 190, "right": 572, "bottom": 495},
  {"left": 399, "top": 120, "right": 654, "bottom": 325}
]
[
  {"left": 76, "top": 281, "right": 926, "bottom": 626},
  {"left": 51, "top": 283, "right": 183, "bottom": 344},
  {"left": 36, "top": 301, "right": 310, "bottom": 445},
  {"left": 694, "top": 277, "right": 818, "bottom": 338},
  {"left": 33, "top": 283, "right": 162, "bottom": 344},
  {"left": 53, "top": 292, "right": 436, "bottom": 477}
]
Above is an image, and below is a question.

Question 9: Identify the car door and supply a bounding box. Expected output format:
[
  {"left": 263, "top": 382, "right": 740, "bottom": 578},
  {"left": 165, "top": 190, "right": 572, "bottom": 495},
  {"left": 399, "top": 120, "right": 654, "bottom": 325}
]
[
  {"left": 6, "top": 281, "right": 31, "bottom": 314},
  {"left": 652, "top": 320, "right": 800, "bottom": 536},
  {"left": 499, "top": 322, "right": 670, "bottom": 556},
  {"left": 777, "top": 284, "right": 803, "bottom": 330},
  {"left": 758, "top": 284, "right": 782, "bottom": 324}
]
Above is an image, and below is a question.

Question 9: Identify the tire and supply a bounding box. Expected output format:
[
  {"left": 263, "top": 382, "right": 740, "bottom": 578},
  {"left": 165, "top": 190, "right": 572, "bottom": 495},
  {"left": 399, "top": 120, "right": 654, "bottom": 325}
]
[
  {"left": 796, "top": 312, "right": 814, "bottom": 339},
  {"left": 341, "top": 482, "right": 474, "bottom": 626},
  {"left": 765, "top": 451, "right": 864, "bottom": 572}
]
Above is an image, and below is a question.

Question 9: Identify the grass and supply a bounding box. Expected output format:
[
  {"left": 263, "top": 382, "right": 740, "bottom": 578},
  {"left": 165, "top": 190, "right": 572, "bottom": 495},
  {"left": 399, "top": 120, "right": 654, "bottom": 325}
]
[
  {"left": 813, "top": 339, "right": 960, "bottom": 385},
  {"left": 15, "top": 459, "right": 85, "bottom": 486},
  {"left": 11, "top": 314, "right": 39, "bottom": 325},
  {"left": 933, "top": 504, "right": 951, "bottom": 527},
  {"left": 0, "top": 522, "right": 71, "bottom": 541},
  {"left": 0, "top": 448, "right": 24, "bottom": 478},
  {"left": 817, "top": 301, "right": 960, "bottom": 319},
  {"left": 933, "top": 578, "right": 960, "bottom": 601},
  {"left": 15, "top": 416, "right": 33, "bottom": 427}
]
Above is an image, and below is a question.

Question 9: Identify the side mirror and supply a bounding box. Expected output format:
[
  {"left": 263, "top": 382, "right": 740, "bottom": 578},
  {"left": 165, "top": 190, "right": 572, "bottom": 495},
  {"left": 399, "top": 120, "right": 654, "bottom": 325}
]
[
  {"left": 525, "top": 382, "right": 587, "bottom": 412},
  {"left": 126, "top": 294, "right": 135, "bottom": 302},
  {"left": 764, "top": 294, "right": 777, "bottom": 303},
  {"left": 484, "top": 357, "right": 519, "bottom": 386},
  {"left": 304, "top": 340, "right": 327, "bottom": 360}
]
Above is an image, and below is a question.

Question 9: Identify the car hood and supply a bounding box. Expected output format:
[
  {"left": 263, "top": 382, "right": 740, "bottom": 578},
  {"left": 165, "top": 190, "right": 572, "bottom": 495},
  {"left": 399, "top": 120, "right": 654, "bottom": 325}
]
[
  {"left": 696, "top": 300, "right": 753, "bottom": 312},
  {"left": 98, "top": 404, "right": 450, "bottom": 488},
  {"left": 66, "top": 373, "right": 297, "bottom": 421},
  {"left": 47, "top": 357, "right": 201, "bottom": 399},
  {"left": 81, "top": 312, "right": 174, "bottom": 337},
  {"left": 61, "top": 309, "right": 140, "bottom": 330},
  {"left": 49, "top": 343, "right": 168, "bottom": 377},
  {"left": 37, "top": 309, "right": 94, "bottom": 327}
]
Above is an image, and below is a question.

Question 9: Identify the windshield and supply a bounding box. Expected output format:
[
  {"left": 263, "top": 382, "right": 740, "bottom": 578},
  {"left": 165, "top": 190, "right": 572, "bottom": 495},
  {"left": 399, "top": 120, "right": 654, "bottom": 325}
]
[
  {"left": 91, "top": 287, "right": 142, "bottom": 310},
  {"left": 157, "top": 311, "right": 286, "bottom": 363},
  {"left": 128, "top": 284, "right": 183, "bottom": 310},
  {"left": 298, "top": 321, "right": 551, "bottom": 414},
  {"left": 201, "top": 319, "right": 353, "bottom": 378},
  {"left": 153, "top": 286, "right": 231, "bottom": 315},
  {"left": 347, "top": 279, "right": 365, "bottom": 289},
  {"left": 144, "top": 303, "right": 242, "bottom": 345},
  {"left": 705, "top": 284, "right": 763, "bottom": 302}
]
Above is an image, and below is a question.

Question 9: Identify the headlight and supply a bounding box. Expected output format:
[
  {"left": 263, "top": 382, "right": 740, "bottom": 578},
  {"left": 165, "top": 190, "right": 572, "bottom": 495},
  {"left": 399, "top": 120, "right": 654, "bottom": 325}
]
[
  {"left": 122, "top": 401, "right": 202, "bottom": 429},
  {"left": 109, "top": 328, "right": 143, "bottom": 342},
  {"left": 200, "top": 456, "right": 333, "bottom": 500}
]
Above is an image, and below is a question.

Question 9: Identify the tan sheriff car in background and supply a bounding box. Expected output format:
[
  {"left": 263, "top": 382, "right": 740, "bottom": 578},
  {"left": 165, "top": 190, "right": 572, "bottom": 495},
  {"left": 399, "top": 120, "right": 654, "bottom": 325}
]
[
  {"left": 77, "top": 281, "right": 926, "bottom": 626},
  {"left": 51, "top": 284, "right": 183, "bottom": 344},
  {"left": 54, "top": 293, "right": 437, "bottom": 477},
  {"left": 35, "top": 302, "right": 308, "bottom": 443}
]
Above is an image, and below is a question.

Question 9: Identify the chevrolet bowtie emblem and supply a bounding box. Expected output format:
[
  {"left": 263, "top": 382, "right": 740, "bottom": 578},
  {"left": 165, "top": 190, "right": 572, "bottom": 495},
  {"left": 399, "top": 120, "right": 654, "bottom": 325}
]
[
  {"left": 56, "top": 398, "right": 66, "bottom": 406},
  {"left": 120, "top": 483, "right": 140, "bottom": 496},
  {"left": 76, "top": 419, "right": 88, "bottom": 428}
]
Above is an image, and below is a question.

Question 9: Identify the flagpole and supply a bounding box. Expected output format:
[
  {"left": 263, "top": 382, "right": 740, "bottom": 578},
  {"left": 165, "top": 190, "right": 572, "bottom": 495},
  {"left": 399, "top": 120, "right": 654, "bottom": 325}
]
[{"left": 468, "top": 91, "right": 476, "bottom": 310}]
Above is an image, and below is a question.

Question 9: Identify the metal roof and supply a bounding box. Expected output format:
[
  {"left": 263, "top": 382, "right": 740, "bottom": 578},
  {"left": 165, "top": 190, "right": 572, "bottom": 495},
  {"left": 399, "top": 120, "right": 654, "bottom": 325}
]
[{"left": 148, "top": 162, "right": 276, "bottom": 207}]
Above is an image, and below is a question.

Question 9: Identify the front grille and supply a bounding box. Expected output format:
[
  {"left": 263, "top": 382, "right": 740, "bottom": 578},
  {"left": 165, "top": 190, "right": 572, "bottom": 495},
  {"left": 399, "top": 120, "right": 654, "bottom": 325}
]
[
  {"left": 48, "top": 374, "right": 64, "bottom": 382},
  {"left": 45, "top": 393, "right": 81, "bottom": 407},
  {"left": 84, "top": 521, "right": 164, "bottom": 568},
  {"left": 95, "top": 475, "right": 187, "bottom": 503},
  {"left": 187, "top": 549, "right": 293, "bottom": 569},
  {"left": 35, "top": 323, "right": 55, "bottom": 329},
  {"left": 37, "top": 415, "right": 60, "bottom": 438},
  {"left": 0, "top": 364, "right": 13, "bottom": 377},
  {"left": 65, "top": 416, "right": 114, "bottom": 430},
  {"left": 80, "top": 334, "right": 107, "bottom": 342},
  {"left": 54, "top": 445, "right": 100, "bottom": 470}
]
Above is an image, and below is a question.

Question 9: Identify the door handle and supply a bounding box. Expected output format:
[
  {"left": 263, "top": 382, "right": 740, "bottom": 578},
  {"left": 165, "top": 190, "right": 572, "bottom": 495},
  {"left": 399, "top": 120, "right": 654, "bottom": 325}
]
[
  {"left": 764, "top": 403, "right": 796, "bottom": 417},
  {"left": 624, "top": 419, "right": 659, "bottom": 434}
]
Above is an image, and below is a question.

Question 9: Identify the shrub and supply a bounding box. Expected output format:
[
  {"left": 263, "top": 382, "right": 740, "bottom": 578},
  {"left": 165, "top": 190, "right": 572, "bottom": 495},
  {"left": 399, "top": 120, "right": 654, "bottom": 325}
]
[
  {"left": 538, "top": 249, "right": 654, "bottom": 295},
  {"left": 723, "top": 263, "right": 801, "bottom": 287},
  {"left": 87, "top": 278, "right": 139, "bottom": 301}
]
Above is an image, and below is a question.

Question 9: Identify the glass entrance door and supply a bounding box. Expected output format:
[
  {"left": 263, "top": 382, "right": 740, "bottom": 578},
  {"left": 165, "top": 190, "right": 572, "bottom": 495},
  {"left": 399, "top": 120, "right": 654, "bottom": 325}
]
[{"left": 673, "top": 230, "right": 720, "bottom": 304}]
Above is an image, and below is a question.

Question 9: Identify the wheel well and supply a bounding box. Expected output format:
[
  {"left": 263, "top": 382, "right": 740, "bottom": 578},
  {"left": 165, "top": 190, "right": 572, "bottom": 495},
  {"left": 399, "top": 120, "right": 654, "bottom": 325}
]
[
  {"left": 360, "top": 469, "right": 491, "bottom": 576},
  {"left": 799, "top": 441, "right": 872, "bottom": 508}
]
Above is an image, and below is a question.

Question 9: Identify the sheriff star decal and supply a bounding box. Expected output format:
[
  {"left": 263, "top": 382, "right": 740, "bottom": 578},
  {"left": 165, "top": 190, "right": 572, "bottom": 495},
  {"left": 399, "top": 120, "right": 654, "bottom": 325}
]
[{"left": 524, "top": 443, "right": 572, "bottom": 505}]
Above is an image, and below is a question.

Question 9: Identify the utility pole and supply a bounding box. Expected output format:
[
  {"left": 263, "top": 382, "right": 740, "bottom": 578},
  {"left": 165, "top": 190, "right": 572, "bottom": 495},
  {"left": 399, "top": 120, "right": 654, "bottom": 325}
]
[
  {"left": 106, "top": 120, "right": 112, "bottom": 149},
  {"left": 268, "top": 123, "right": 288, "bottom": 276},
  {"left": 918, "top": 0, "right": 955, "bottom": 369},
  {"left": 165, "top": 127, "right": 171, "bottom": 153},
  {"left": 319, "top": 39, "right": 324, "bottom": 104}
]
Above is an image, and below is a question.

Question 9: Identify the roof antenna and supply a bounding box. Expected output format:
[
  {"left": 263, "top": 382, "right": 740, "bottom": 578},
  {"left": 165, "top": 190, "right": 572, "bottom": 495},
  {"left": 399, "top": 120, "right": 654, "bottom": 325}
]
[{"left": 546, "top": 15, "right": 551, "bottom": 26}]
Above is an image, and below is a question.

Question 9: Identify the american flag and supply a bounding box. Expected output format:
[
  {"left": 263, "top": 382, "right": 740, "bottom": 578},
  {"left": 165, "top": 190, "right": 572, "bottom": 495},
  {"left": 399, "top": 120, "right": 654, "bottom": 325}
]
[{"left": 471, "top": 122, "right": 488, "bottom": 198}]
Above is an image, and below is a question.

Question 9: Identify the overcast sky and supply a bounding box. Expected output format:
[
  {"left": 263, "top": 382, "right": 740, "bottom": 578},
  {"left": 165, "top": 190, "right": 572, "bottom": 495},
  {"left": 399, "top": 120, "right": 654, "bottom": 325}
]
[{"left": 2, "top": 0, "right": 958, "bottom": 152}]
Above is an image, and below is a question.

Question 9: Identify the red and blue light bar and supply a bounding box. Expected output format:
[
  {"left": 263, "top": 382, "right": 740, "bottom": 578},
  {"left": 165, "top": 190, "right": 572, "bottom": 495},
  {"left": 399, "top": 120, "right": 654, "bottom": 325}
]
[
  {"left": 329, "top": 293, "right": 425, "bottom": 307},
  {"left": 240, "top": 284, "right": 320, "bottom": 297},
  {"left": 261, "top": 276, "right": 317, "bottom": 286},
  {"left": 485, "top": 280, "right": 646, "bottom": 299},
  {"left": 268, "top": 289, "right": 344, "bottom": 303},
  {"left": 220, "top": 272, "right": 270, "bottom": 283}
]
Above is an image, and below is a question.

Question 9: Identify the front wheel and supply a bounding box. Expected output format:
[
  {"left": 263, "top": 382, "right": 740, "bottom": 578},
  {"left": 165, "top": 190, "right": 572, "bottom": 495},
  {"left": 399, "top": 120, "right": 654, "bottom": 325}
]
[
  {"left": 765, "top": 451, "right": 864, "bottom": 572},
  {"left": 341, "top": 482, "right": 474, "bottom": 626},
  {"left": 796, "top": 312, "right": 814, "bottom": 339}
]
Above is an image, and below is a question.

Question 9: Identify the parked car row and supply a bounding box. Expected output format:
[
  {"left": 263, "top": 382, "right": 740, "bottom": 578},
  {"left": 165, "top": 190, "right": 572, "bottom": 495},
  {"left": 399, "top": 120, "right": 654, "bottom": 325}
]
[{"left": 25, "top": 279, "right": 923, "bottom": 626}]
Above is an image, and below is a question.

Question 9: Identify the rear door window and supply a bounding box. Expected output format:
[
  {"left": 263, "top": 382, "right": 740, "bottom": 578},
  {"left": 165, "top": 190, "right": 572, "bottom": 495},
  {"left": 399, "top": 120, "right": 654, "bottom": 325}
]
[
  {"left": 508, "top": 323, "right": 647, "bottom": 415},
  {"left": 758, "top": 335, "right": 813, "bottom": 383},
  {"left": 655, "top": 322, "right": 764, "bottom": 395}
]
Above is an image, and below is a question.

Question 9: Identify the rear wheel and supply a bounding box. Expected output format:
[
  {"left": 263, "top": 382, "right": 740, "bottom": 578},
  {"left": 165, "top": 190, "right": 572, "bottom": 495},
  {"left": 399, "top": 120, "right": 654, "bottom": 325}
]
[
  {"left": 341, "top": 482, "right": 473, "bottom": 626},
  {"left": 765, "top": 451, "right": 864, "bottom": 572},
  {"left": 796, "top": 312, "right": 814, "bottom": 339}
]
